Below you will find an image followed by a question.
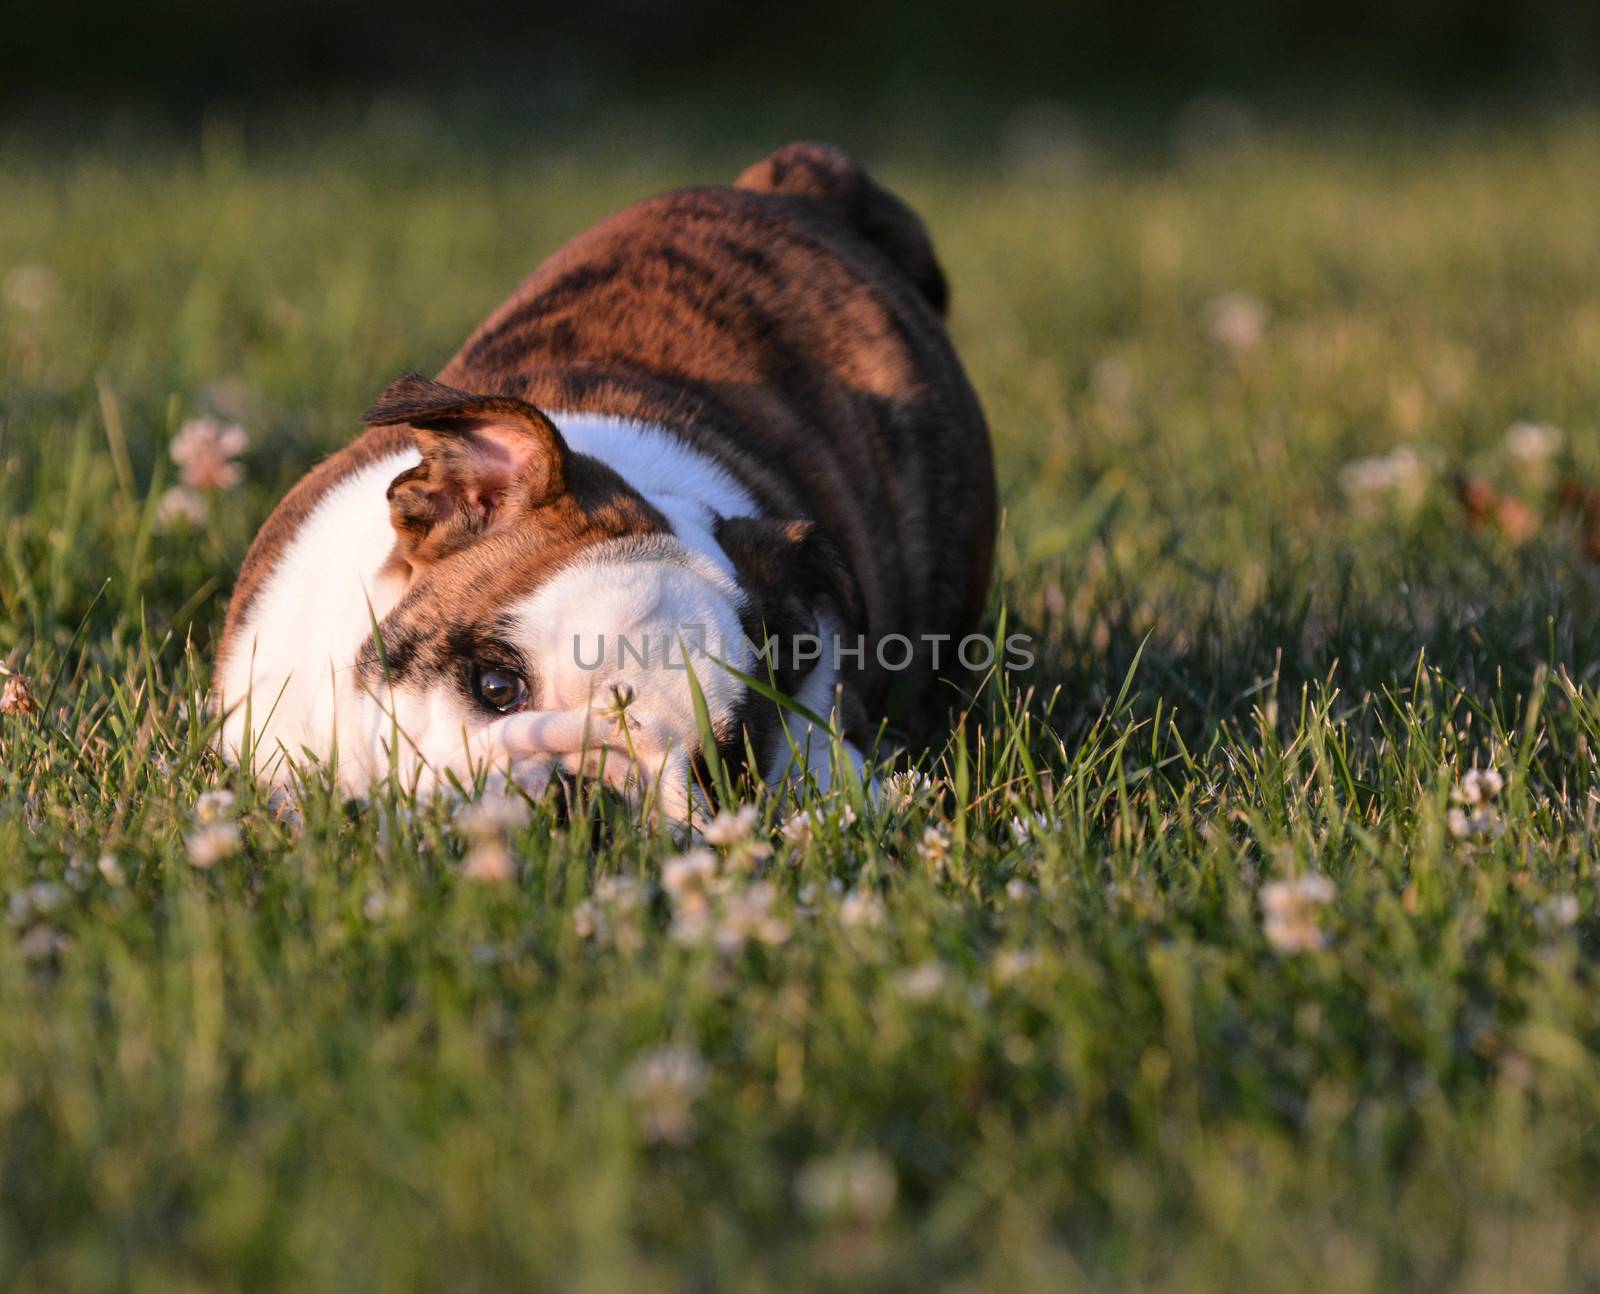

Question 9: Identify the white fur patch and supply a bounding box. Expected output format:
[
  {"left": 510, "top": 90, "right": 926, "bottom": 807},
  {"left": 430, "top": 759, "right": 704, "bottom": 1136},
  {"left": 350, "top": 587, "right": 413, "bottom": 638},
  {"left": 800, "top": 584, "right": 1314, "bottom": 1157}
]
[
  {"left": 496, "top": 534, "right": 755, "bottom": 818},
  {"left": 549, "top": 417, "right": 862, "bottom": 802},
  {"left": 217, "top": 449, "right": 420, "bottom": 791},
  {"left": 553, "top": 411, "right": 758, "bottom": 580}
]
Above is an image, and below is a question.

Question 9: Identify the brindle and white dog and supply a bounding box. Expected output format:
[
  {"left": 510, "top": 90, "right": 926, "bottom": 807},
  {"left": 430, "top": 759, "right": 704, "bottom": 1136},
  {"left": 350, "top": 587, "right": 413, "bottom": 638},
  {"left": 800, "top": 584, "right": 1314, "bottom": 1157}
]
[{"left": 215, "top": 143, "right": 996, "bottom": 820}]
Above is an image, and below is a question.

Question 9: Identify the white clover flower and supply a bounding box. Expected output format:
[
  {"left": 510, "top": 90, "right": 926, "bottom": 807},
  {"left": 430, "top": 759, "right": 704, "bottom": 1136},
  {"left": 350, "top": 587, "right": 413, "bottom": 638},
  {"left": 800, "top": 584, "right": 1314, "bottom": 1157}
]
[
  {"left": 462, "top": 839, "right": 515, "bottom": 883},
  {"left": 1261, "top": 874, "right": 1334, "bottom": 912},
  {"left": 362, "top": 888, "right": 405, "bottom": 921},
  {"left": 661, "top": 847, "right": 719, "bottom": 896},
  {"left": 1004, "top": 877, "right": 1035, "bottom": 902},
  {"left": 839, "top": 888, "right": 886, "bottom": 930},
  {"left": 1448, "top": 806, "right": 1504, "bottom": 841},
  {"left": 704, "top": 804, "right": 759, "bottom": 846},
  {"left": 1536, "top": 894, "right": 1580, "bottom": 930},
  {"left": 17, "top": 925, "right": 69, "bottom": 962},
  {"left": 1447, "top": 767, "right": 1506, "bottom": 840},
  {"left": 1205, "top": 291, "right": 1267, "bottom": 354},
  {"left": 715, "top": 881, "right": 791, "bottom": 954},
  {"left": 781, "top": 803, "right": 855, "bottom": 849},
  {"left": 795, "top": 1150, "right": 898, "bottom": 1225},
  {"left": 169, "top": 416, "right": 250, "bottom": 492},
  {"left": 193, "top": 788, "right": 236, "bottom": 823},
  {"left": 916, "top": 825, "right": 952, "bottom": 868},
  {"left": 993, "top": 949, "right": 1038, "bottom": 984},
  {"left": 186, "top": 822, "right": 241, "bottom": 868},
  {"left": 702, "top": 803, "right": 771, "bottom": 867},
  {"left": 1008, "top": 811, "right": 1056, "bottom": 845},
  {"left": 1, "top": 670, "right": 39, "bottom": 716},
  {"left": 781, "top": 810, "right": 820, "bottom": 848},
  {"left": 154, "top": 486, "right": 207, "bottom": 533},
  {"left": 455, "top": 791, "right": 531, "bottom": 840},
  {"left": 8, "top": 880, "right": 68, "bottom": 925},
  {"left": 595, "top": 875, "right": 643, "bottom": 910},
  {"left": 895, "top": 959, "right": 947, "bottom": 1003},
  {"left": 1340, "top": 457, "right": 1397, "bottom": 498},
  {"left": 661, "top": 850, "right": 725, "bottom": 945},
  {"left": 1339, "top": 446, "right": 1429, "bottom": 504},
  {"left": 1505, "top": 421, "right": 1562, "bottom": 464},
  {"left": 625, "top": 1046, "right": 710, "bottom": 1145},
  {"left": 572, "top": 899, "right": 600, "bottom": 940},
  {"left": 669, "top": 890, "right": 715, "bottom": 946},
  {"left": 1259, "top": 874, "right": 1335, "bottom": 954},
  {"left": 2, "top": 263, "right": 61, "bottom": 315},
  {"left": 584, "top": 876, "right": 646, "bottom": 952},
  {"left": 1454, "top": 767, "right": 1505, "bottom": 806},
  {"left": 880, "top": 770, "right": 934, "bottom": 813}
]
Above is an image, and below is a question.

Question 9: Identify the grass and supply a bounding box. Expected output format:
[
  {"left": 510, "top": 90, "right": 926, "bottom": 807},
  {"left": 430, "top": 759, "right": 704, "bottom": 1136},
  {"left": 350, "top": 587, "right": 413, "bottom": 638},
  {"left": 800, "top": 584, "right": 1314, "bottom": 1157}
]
[{"left": 5, "top": 107, "right": 1600, "bottom": 1290}]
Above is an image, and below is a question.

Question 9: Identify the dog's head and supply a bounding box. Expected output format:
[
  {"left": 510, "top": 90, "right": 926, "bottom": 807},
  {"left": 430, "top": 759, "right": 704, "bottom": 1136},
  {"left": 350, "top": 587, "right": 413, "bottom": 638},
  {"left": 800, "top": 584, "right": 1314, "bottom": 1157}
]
[{"left": 350, "top": 374, "right": 862, "bottom": 819}]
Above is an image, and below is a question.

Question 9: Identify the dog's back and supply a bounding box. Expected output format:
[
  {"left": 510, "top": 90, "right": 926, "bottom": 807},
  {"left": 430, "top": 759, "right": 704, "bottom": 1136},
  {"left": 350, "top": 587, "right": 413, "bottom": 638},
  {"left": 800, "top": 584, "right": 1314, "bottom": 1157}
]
[{"left": 437, "top": 143, "right": 996, "bottom": 714}]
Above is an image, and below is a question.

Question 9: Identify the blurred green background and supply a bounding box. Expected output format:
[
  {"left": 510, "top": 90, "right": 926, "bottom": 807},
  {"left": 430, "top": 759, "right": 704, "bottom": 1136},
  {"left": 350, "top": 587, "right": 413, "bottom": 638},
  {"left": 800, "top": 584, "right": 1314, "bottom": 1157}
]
[
  {"left": 6, "top": 0, "right": 1600, "bottom": 116},
  {"left": 9, "top": 7, "right": 1600, "bottom": 1293}
]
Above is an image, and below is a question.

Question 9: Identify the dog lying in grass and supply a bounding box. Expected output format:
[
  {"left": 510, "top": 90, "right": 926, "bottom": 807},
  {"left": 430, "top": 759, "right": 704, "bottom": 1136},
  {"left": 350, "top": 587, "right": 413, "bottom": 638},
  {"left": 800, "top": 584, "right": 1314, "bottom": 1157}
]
[{"left": 215, "top": 143, "right": 996, "bottom": 820}]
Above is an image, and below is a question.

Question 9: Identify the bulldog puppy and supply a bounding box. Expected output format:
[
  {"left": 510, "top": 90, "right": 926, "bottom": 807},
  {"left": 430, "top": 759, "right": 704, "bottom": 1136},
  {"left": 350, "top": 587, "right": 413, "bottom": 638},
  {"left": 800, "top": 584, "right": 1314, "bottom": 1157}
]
[{"left": 215, "top": 142, "right": 996, "bottom": 820}]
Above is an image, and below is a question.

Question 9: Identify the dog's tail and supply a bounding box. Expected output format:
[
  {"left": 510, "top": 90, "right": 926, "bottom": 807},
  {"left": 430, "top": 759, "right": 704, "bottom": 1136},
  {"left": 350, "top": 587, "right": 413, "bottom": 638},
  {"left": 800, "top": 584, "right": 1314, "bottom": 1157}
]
[{"left": 735, "top": 142, "right": 950, "bottom": 318}]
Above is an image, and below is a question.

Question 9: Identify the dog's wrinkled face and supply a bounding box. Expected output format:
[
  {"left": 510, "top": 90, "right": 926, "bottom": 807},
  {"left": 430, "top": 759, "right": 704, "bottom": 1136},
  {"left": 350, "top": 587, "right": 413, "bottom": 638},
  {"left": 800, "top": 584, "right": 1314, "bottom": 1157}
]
[
  {"left": 353, "top": 531, "right": 756, "bottom": 820},
  {"left": 346, "top": 375, "right": 855, "bottom": 819}
]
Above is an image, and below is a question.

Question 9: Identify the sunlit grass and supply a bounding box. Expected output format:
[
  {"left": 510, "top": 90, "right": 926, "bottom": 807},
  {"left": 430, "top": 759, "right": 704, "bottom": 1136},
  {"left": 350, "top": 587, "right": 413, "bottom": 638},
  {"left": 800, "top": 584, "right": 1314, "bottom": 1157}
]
[{"left": 4, "top": 112, "right": 1600, "bottom": 1290}]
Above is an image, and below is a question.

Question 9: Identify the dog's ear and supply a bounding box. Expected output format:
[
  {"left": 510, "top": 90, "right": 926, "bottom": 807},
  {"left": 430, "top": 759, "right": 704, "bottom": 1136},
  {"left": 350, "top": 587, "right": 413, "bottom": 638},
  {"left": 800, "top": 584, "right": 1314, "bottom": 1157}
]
[
  {"left": 363, "top": 373, "right": 569, "bottom": 568},
  {"left": 714, "top": 516, "right": 866, "bottom": 639}
]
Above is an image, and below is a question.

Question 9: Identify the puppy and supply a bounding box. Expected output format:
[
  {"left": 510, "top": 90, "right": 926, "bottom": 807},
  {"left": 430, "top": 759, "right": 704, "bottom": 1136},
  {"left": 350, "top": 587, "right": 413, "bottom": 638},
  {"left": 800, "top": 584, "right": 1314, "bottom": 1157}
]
[{"left": 215, "top": 143, "right": 996, "bottom": 820}]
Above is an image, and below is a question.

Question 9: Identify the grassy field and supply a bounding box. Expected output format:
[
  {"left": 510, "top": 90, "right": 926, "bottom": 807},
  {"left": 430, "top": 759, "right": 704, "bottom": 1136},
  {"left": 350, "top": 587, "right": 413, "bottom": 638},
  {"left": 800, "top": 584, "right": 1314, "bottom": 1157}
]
[{"left": 4, "top": 108, "right": 1600, "bottom": 1290}]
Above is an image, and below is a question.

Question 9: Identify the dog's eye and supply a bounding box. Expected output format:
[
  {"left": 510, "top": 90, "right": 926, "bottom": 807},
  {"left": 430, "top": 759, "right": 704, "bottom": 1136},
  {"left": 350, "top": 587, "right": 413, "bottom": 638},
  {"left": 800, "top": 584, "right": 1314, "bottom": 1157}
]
[{"left": 472, "top": 665, "right": 528, "bottom": 713}]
